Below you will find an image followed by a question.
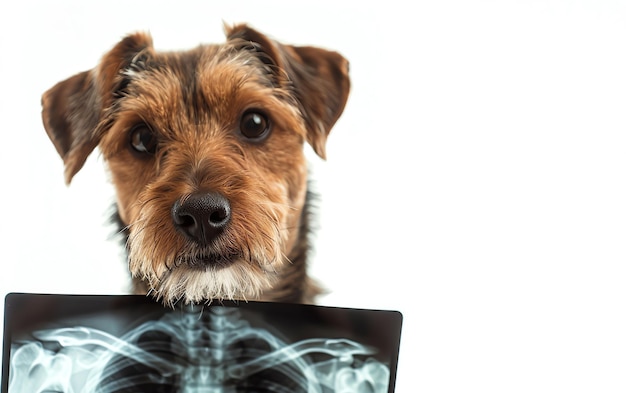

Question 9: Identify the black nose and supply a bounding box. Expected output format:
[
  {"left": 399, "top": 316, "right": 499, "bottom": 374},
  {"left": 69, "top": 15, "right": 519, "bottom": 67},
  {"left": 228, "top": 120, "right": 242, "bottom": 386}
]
[{"left": 171, "top": 192, "right": 231, "bottom": 245}]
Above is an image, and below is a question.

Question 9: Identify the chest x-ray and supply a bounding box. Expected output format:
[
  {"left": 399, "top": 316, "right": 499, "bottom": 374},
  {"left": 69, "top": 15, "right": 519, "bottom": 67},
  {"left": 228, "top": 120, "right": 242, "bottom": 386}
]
[{"left": 2, "top": 294, "right": 402, "bottom": 392}]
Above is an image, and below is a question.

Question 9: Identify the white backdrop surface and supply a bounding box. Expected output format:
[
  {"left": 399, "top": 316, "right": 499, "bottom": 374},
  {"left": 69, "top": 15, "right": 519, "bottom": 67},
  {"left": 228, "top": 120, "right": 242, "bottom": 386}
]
[{"left": 1, "top": 1, "right": 626, "bottom": 391}]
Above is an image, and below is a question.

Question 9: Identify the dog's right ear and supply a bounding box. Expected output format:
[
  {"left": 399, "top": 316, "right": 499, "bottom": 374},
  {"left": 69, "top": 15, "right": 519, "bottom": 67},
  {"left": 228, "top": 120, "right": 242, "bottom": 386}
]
[
  {"left": 225, "top": 24, "right": 350, "bottom": 160},
  {"left": 42, "top": 33, "right": 154, "bottom": 184}
]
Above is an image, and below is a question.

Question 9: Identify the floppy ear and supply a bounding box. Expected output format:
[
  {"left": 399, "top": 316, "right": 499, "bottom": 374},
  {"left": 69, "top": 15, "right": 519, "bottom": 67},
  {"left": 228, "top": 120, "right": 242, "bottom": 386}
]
[
  {"left": 41, "top": 33, "right": 154, "bottom": 184},
  {"left": 226, "top": 24, "right": 350, "bottom": 159}
]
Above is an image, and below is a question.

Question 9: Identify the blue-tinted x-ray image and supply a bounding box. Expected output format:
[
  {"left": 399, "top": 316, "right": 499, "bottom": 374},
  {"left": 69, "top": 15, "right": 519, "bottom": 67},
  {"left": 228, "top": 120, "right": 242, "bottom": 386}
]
[{"left": 2, "top": 294, "right": 402, "bottom": 392}]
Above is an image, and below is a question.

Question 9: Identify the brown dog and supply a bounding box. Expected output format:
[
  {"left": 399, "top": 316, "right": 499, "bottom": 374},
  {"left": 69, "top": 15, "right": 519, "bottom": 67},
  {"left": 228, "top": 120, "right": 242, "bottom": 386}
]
[{"left": 41, "top": 24, "right": 350, "bottom": 305}]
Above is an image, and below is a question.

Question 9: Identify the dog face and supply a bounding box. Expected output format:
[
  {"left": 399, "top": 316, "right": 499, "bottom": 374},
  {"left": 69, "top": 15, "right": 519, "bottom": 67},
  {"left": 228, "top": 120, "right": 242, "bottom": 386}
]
[{"left": 42, "top": 24, "right": 350, "bottom": 305}]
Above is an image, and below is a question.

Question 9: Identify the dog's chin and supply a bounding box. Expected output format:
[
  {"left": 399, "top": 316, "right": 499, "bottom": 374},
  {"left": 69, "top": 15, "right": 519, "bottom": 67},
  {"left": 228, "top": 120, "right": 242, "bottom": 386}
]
[
  {"left": 144, "top": 257, "right": 275, "bottom": 306},
  {"left": 182, "top": 253, "right": 239, "bottom": 271}
]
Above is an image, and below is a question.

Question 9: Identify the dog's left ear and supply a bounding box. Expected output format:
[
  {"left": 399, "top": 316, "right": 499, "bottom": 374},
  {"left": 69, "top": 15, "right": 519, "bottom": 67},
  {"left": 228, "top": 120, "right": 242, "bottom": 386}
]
[
  {"left": 42, "top": 33, "right": 154, "bottom": 184},
  {"left": 226, "top": 24, "right": 350, "bottom": 159}
]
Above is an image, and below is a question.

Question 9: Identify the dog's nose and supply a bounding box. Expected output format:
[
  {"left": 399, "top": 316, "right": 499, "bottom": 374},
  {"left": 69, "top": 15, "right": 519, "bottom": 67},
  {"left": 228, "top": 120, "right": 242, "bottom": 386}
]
[{"left": 171, "top": 192, "right": 231, "bottom": 244}]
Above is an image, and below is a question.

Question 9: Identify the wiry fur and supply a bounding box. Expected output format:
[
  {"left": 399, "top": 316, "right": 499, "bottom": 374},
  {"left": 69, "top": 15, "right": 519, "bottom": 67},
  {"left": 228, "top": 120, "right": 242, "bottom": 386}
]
[
  {"left": 41, "top": 24, "right": 350, "bottom": 306},
  {"left": 113, "top": 186, "right": 320, "bottom": 304}
]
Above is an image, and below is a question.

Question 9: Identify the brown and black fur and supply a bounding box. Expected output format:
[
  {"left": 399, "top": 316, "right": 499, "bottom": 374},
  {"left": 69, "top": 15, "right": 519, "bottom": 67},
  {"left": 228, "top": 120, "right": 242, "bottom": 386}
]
[{"left": 41, "top": 24, "right": 350, "bottom": 305}]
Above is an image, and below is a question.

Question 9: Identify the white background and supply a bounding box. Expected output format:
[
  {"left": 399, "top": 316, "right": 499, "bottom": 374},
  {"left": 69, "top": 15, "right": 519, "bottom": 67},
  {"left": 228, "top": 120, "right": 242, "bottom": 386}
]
[{"left": 1, "top": 1, "right": 626, "bottom": 391}]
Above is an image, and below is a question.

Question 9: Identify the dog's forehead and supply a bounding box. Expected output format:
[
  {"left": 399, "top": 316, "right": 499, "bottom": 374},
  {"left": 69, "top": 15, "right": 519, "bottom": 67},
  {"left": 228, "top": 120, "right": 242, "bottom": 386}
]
[
  {"left": 117, "top": 43, "right": 280, "bottom": 121},
  {"left": 129, "top": 43, "right": 272, "bottom": 92}
]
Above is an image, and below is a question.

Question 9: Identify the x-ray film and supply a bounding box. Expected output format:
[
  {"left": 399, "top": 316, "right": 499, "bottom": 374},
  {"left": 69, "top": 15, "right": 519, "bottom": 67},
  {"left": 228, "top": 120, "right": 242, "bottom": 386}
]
[{"left": 2, "top": 293, "right": 402, "bottom": 392}]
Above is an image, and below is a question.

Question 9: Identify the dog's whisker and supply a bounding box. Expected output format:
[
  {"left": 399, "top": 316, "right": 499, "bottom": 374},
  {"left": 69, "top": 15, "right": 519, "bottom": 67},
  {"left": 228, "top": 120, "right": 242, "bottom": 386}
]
[
  {"left": 121, "top": 216, "right": 148, "bottom": 232},
  {"left": 253, "top": 200, "right": 294, "bottom": 209}
]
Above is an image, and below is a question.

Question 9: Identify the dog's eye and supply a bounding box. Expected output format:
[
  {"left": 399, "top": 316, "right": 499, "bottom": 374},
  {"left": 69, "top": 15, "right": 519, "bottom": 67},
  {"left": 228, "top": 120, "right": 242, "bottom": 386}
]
[
  {"left": 240, "top": 111, "right": 270, "bottom": 140},
  {"left": 129, "top": 124, "right": 157, "bottom": 154}
]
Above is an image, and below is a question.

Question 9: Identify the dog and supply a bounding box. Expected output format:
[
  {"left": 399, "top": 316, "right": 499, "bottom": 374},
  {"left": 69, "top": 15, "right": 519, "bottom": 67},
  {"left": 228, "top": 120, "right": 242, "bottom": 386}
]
[{"left": 41, "top": 24, "right": 350, "bottom": 306}]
